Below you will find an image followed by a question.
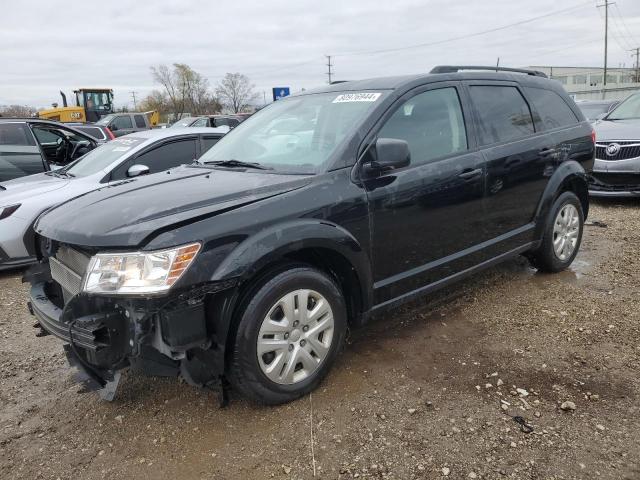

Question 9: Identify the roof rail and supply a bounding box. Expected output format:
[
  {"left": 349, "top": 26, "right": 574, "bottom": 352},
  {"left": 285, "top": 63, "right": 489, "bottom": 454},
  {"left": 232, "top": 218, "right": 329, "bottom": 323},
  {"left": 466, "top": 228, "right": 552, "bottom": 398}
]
[{"left": 430, "top": 65, "right": 548, "bottom": 78}]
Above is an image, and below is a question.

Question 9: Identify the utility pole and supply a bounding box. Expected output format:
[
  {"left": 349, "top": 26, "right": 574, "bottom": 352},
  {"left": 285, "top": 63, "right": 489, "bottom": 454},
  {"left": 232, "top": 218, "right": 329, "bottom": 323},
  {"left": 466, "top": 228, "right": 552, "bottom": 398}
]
[
  {"left": 631, "top": 47, "right": 640, "bottom": 83},
  {"left": 130, "top": 91, "right": 137, "bottom": 110},
  {"left": 326, "top": 55, "right": 333, "bottom": 84},
  {"left": 597, "top": 1, "right": 615, "bottom": 98}
]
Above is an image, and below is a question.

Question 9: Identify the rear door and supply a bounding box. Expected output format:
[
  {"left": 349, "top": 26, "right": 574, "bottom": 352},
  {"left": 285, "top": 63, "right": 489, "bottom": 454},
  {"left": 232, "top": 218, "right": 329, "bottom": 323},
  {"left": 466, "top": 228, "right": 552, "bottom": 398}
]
[
  {"left": 0, "top": 123, "right": 46, "bottom": 181},
  {"left": 465, "top": 81, "right": 553, "bottom": 252}
]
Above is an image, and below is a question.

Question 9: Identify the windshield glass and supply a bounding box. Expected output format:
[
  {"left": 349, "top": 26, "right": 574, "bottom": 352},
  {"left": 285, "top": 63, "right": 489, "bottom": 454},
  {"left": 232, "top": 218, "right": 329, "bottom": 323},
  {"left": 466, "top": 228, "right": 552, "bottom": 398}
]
[
  {"left": 63, "top": 137, "right": 145, "bottom": 177},
  {"left": 578, "top": 103, "right": 611, "bottom": 121},
  {"left": 171, "top": 118, "right": 197, "bottom": 128},
  {"left": 198, "top": 91, "right": 387, "bottom": 173},
  {"left": 607, "top": 94, "right": 640, "bottom": 120},
  {"left": 96, "top": 114, "right": 114, "bottom": 126}
]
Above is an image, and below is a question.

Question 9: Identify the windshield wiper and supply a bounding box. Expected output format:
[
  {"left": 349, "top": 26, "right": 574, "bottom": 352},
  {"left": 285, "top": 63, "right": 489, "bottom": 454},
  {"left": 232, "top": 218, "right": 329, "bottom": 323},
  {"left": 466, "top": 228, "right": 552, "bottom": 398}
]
[{"left": 202, "top": 159, "right": 273, "bottom": 170}]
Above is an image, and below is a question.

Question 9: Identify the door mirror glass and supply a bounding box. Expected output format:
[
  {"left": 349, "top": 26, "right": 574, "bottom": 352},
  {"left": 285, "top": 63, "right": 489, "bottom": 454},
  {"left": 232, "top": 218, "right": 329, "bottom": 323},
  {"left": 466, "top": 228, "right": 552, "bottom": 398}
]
[
  {"left": 373, "top": 138, "right": 411, "bottom": 170},
  {"left": 127, "top": 164, "right": 150, "bottom": 177}
]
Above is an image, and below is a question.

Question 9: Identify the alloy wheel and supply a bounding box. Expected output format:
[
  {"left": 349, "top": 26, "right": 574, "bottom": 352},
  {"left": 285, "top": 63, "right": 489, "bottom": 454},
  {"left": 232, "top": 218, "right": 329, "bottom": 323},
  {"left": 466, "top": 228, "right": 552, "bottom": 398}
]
[
  {"left": 552, "top": 203, "right": 580, "bottom": 261},
  {"left": 257, "top": 289, "right": 335, "bottom": 385}
]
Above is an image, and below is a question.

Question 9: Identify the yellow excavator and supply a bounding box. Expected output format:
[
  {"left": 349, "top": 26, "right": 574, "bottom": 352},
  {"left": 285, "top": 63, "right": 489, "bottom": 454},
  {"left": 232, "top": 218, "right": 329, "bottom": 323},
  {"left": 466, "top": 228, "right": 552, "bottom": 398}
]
[
  {"left": 38, "top": 89, "right": 159, "bottom": 126},
  {"left": 39, "top": 89, "right": 115, "bottom": 123}
]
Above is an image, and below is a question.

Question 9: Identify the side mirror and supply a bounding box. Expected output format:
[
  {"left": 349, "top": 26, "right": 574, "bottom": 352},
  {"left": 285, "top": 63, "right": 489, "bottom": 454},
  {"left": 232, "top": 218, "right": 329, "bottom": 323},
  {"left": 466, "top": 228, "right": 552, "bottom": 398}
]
[
  {"left": 369, "top": 138, "right": 411, "bottom": 172},
  {"left": 127, "top": 164, "right": 150, "bottom": 177}
]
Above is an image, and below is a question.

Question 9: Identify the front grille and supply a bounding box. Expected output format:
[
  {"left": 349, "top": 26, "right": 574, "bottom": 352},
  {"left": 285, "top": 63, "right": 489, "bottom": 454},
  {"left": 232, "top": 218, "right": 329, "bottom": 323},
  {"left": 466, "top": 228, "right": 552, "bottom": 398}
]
[
  {"left": 56, "top": 245, "right": 90, "bottom": 275},
  {"left": 50, "top": 257, "right": 83, "bottom": 298},
  {"left": 49, "top": 246, "right": 91, "bottom": 303},
  {"left": 595, "top": 141, "right": 640, "bottom": 161}
]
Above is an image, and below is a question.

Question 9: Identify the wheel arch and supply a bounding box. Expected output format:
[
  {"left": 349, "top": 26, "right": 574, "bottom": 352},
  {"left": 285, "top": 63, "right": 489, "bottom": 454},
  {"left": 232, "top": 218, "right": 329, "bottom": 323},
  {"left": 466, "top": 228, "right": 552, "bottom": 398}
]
[
  {"left": 205, "top": 220, "right": 372, "bottom": 368},
  {"left": 534, "top": 161, "right": 589, "bottom": 240}
]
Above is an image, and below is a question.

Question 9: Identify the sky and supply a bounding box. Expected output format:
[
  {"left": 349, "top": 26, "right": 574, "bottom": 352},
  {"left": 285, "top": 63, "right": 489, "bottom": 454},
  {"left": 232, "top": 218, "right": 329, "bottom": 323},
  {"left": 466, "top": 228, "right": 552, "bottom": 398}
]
[{"left": 1, "top": 0, "right": 640, "bottom": 109}]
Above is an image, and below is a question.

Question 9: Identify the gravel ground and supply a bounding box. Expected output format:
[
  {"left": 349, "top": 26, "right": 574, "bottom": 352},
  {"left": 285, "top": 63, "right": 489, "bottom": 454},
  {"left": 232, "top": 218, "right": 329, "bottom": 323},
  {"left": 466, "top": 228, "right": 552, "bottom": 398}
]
[{"left": 1, "top": 199, "right": 639, "bottom": 480}]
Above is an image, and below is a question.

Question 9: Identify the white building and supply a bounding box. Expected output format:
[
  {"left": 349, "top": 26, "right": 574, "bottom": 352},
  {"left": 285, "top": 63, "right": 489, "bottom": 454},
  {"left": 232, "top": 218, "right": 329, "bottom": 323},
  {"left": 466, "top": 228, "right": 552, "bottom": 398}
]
[{"left": 525, "top": 66, "right": 640, "bottom": 101}]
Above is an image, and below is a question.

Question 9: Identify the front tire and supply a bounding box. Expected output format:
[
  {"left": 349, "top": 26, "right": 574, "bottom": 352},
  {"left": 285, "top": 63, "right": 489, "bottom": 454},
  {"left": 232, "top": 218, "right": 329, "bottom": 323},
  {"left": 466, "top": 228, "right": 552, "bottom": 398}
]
[
  {"left": 528, "top": 191, "right": 584, "bottom": 273},
  {"left": 230, "top": 266, "right": 347, "bottom": 405}
]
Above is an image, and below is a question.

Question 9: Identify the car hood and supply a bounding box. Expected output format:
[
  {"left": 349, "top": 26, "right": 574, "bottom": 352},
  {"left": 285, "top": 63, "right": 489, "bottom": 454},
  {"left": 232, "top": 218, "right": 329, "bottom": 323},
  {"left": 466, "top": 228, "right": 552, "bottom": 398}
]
[
  {"left": 594, "top": 119, "right": 640, "bottom": 142},
  {"left": 35, "top": 166, "right": 313, "bottom": 248},
  {"left": 0, "top": 173, "right": 72, "bottom": 206}
]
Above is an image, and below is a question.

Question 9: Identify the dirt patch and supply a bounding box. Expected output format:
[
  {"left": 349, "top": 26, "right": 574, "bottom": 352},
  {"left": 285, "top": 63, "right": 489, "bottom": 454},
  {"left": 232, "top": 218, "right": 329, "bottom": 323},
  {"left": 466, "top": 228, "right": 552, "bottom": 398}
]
[{"left": 1, "top": 199, "right": 640, "bottom": 479}]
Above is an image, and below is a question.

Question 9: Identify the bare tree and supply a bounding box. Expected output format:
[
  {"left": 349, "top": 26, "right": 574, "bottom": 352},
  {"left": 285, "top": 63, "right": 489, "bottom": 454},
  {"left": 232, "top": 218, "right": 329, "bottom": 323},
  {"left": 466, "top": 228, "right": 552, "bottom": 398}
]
[
  {"left": 0, "top": 104, "right": 37, "bottom": 117},
  {"left": 150, "top": 63, "right": 220, "bottom": 119},
  {"left": 216, "top": 73, "right": 258, "bottom": 113},
  {"left": 138, "top": 90, "right": 169, "bottom": 116}
]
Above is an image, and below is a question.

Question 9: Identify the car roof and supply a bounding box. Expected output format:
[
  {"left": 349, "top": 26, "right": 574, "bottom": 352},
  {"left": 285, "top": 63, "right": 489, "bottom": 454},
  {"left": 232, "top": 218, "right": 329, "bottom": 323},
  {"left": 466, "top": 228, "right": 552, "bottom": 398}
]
[
  {"left": 295, "top": 70, "right": 558, "bottom": 97},
  {"left": 118, "top": 127, "right": 228, "bottom": 140}
]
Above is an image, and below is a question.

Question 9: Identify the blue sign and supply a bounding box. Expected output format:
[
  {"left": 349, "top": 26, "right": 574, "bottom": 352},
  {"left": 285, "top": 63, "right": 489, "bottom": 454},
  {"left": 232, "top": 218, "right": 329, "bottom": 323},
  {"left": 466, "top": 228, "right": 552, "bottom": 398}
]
[{"left": 272, "top": 87, "right": 290, "bottom": 101}]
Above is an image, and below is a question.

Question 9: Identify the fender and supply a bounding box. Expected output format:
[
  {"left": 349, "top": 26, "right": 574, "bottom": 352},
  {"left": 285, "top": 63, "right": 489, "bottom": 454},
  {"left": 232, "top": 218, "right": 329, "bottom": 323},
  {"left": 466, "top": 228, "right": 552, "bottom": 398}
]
[
  {"left": 211, "top": 219, "right": 373, "bottom": 310},
  {"left": 533, "top": 160, "right": 588, "bottom": 240}
]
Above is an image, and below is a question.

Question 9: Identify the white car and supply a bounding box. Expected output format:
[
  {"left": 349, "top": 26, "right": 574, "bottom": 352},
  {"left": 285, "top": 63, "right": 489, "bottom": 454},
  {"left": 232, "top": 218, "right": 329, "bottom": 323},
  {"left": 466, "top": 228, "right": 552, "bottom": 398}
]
[{"left": 0, "top": 127, "right": 227, "bottom": 270}]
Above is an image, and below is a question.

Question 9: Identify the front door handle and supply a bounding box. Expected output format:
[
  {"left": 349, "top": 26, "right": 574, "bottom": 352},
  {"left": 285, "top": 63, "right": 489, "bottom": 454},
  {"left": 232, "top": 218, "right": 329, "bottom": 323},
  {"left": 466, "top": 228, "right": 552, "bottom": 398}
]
[{"left": 458, "top": 168, "right": 483, "bottom": 180}]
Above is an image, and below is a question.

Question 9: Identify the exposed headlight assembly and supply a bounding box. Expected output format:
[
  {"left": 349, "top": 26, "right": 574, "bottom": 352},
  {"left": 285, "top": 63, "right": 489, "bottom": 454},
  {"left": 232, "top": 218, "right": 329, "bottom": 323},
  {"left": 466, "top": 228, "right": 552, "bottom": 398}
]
[
  {"left": 0, "top": 204, "right": 20, "bottom": 220},
  {"left": 83, "top": 243, "right": 201, "bottom": 295}
]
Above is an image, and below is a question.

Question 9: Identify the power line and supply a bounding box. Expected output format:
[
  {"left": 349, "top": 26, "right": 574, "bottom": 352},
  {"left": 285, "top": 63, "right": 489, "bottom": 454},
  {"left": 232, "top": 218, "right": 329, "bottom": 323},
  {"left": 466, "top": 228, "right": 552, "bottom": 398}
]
[
  {"left": 613, "top": 3, "right": 639, "bottom": 45},
  {"left": 333, "top": 1, "right": 592, "bottom": 58}
]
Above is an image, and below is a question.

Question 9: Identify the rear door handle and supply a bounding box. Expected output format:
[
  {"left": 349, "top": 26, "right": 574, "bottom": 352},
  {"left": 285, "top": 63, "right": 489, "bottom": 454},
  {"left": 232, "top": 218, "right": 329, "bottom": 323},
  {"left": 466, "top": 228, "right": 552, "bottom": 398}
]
[
  {"left": 458, "top": 168, "right": 483, "bottom": 180},
  {"left": 539, "top": 147, "right": 557, "bottom": 156}
]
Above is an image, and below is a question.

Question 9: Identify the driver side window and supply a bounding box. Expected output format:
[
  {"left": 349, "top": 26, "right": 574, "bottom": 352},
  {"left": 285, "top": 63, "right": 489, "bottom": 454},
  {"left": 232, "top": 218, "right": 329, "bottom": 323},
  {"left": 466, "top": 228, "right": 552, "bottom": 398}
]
[
  {"left": 32, "top": 128, "right": 60, "bottom": 144},
  {"left": 378, "top": 87, "right": 468, "bottom": 166}
]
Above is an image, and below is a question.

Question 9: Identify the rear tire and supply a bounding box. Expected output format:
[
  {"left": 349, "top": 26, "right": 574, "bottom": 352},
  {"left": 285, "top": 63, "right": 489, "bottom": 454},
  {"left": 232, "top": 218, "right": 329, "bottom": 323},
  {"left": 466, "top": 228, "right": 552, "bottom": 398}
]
[
  {"left": 229, "top": 266, "right": 347, "bottom": 405},
  {"left": 528, "top": 191, "right": 584, "bottom": 273}
]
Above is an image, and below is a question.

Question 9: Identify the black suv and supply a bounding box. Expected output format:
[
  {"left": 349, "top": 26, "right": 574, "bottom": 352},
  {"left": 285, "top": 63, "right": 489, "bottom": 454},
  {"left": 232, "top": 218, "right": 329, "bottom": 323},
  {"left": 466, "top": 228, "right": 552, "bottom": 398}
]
[{"left": 27, "top": 66, "right": 594, "bottom": 405}]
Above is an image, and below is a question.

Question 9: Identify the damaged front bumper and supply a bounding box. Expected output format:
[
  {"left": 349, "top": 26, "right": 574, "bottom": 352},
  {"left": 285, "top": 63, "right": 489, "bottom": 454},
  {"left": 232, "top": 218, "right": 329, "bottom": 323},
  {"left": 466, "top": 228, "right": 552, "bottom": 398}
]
[{"left": 27, "top": 268, "right": 236, "bottom": 403}]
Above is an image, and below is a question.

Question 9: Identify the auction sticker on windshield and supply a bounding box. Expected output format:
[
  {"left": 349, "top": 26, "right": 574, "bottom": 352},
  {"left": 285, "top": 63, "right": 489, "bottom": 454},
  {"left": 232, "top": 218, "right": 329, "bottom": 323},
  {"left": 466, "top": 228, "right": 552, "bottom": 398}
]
[{"left": 333, "top": 92, "right": 381, "bottom": 103}]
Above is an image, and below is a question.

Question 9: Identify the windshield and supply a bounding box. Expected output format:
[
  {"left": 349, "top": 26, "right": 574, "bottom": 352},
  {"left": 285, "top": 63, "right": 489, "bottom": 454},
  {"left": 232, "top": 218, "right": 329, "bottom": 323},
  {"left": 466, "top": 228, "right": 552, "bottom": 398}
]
[
  {"left": 62, "top": 137, "right": 145, "bottom": 177},
  {"left": 578, "top": 103, "right": 611, "bottom": 121},
  {"left": 607, "top": 94, "right": 640, "bottom": 120},
  {"left": 171, "top": 118, "right": 197, "bottom": 128},
  {"left": 96, "top": 115, "right": 114, "bottom": 126},
  {"left": 198, "top": 91, "right": 387, "bottom": 173}
]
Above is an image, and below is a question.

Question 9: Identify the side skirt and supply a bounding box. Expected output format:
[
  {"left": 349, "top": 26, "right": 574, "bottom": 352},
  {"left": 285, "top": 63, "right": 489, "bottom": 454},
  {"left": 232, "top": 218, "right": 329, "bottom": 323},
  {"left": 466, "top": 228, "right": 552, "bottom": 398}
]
[{"left": 369, "top": 242, "right": 537, "bottom": 315}]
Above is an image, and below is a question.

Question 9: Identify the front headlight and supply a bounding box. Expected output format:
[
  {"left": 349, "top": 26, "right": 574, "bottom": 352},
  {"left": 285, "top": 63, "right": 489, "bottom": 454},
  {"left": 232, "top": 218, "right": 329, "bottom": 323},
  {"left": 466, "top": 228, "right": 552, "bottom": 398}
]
[{"left": 83, "top": 243, "right": 201, "bottom": 295}]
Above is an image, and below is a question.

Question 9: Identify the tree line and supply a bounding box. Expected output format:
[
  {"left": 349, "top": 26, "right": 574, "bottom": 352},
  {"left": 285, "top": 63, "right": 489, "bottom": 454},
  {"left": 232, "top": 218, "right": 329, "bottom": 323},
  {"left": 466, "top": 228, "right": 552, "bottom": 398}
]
[
  {"left": 1, "top": 64, "right": 259, "bottom": 121},
  {"left": 140, "top": 64, "right": 258, "bottom": 120}
]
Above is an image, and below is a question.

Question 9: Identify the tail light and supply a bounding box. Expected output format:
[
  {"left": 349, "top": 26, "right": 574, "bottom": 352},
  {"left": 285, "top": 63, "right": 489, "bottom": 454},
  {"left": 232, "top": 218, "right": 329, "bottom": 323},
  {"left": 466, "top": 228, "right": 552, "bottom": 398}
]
[
  {"left": 591, "top": 128, "right": 596, "bottom": 144},
  {"left": 105, "top": 127, "right": 115, "bottom": 140}
]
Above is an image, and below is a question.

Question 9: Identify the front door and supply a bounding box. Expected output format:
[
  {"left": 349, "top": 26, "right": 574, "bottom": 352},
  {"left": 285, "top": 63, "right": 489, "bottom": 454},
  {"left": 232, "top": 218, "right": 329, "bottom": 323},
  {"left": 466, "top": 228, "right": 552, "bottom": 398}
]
[{"left": 360, "top": 84, "right": 487, "bottom": 306}]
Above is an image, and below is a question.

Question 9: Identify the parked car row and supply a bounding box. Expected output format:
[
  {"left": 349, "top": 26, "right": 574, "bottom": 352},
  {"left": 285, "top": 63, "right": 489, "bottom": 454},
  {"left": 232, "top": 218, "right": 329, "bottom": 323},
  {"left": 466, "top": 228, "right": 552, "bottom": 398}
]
[
  {"left": 0, "top": 127, "right": 227, "bottom": 270},
  {"left": 16, "top": 66, "right": 598, "bottom": 405}
]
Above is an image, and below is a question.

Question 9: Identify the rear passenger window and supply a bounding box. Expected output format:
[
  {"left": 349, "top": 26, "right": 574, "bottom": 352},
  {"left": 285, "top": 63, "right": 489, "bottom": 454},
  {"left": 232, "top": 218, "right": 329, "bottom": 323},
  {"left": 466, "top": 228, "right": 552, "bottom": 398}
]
[
  {"left": 378, "top": 87, "right": 468, "bottom": 165},
  {"left": 469, "top": 86, "right": 535, "bottom": 145},
  {"left": 112, "top": 116, "right": 133, "bottom": 130},
  {"left": 0, "top": 123, "right": 35, "bottom": 146},
  {"left": 134, "top": 115, "right": 147, "bottom": 128},
  {"left": 524, "top": 87, "right": 578, "bottom": 130}
]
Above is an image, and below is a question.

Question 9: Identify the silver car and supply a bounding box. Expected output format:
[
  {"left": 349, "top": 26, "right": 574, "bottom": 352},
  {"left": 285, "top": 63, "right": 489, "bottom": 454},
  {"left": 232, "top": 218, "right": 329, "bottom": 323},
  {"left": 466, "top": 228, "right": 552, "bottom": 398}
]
[
  {"left": 0, "top": 127, "right": 227, "bottom": 270},
  {"left": 590, "top": 93, "right": 640, "bottom": 197}
]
